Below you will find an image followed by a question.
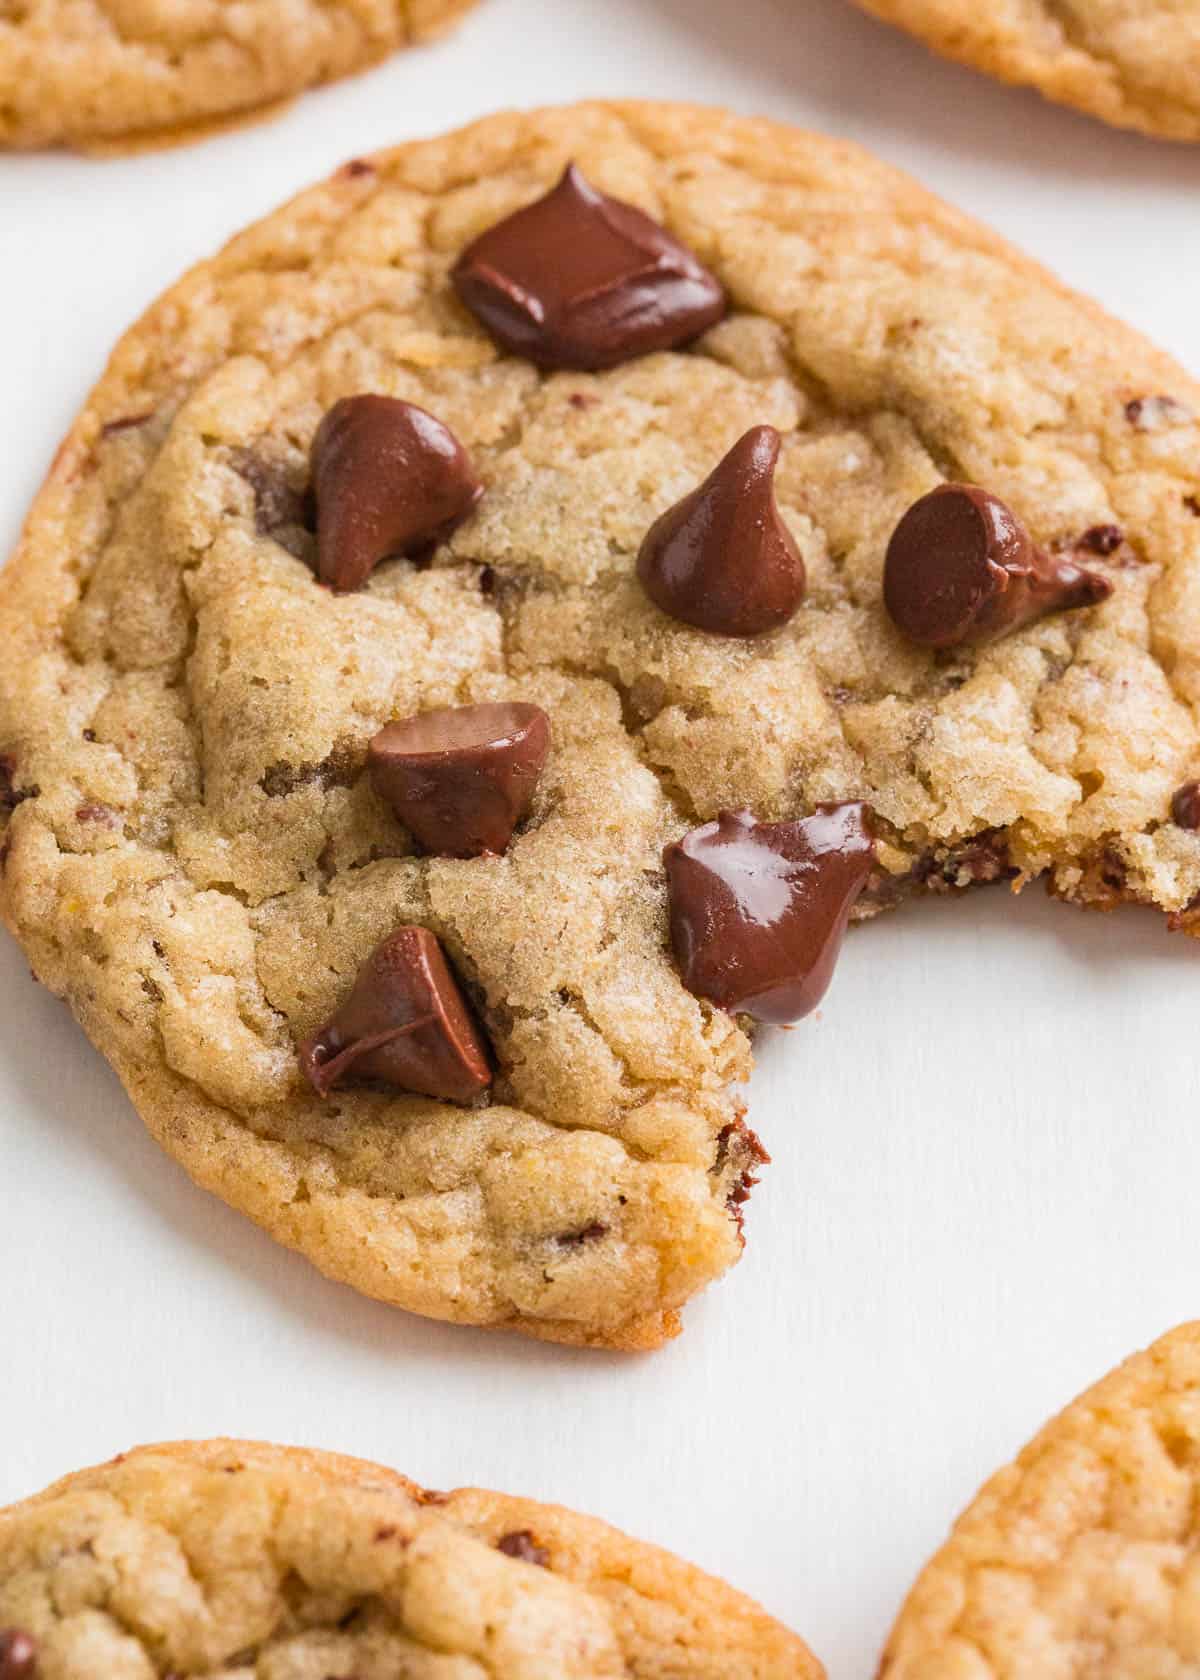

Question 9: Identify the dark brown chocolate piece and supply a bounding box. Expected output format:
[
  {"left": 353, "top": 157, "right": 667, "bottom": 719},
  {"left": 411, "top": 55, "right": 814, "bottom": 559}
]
[
  {"left": 1078, "top": 523, "right": 1123, "bottom": 556},
  {"left": 451, "top": 162, "right": 726, "bottom": 371},
  {"left": 497, "top": 1531, "right": 550, "bottom": 1567},
  {"left": 664, "top": 804, "right": 874, "bottom": 1024},
  {"left": 884, "top": 484, "right": 1111, "bottom": 649},
  {"left": 637, "top": 426, "right": 805, "bottom": 637},
  {"left": 713, "top": 1118, "right": 770, "bottom": 1235},
  {"left": 369, "top": 702, "right": 549, "bottom": 858},
  {"left": 1126, "top": 395, "right": 1193, "bottom": 431},
  {"left": 0, "top": 1631, "right": 37, "bottom": 1679},
  {"left": 298, "top": 926, "right": 491, "bottom": 1105},
  {"left": 1172, "top": 780, "right": 1200, "bottom": 830},
  {"left": 311, "top": 396, "right": 482, "bottom": 592}
]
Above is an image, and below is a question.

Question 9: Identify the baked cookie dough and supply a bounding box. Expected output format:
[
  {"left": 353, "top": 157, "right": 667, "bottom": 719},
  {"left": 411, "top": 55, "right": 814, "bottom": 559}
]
[
  {"left": 0, "top": 0, "right": 477, "bottom": 151},
  {"left": 851, "top": 0, "right": 1200, "bottom": 140},
  {"left": 879, "top": 1322, "right": 1200, "bottom": 1678},
  {"left": 0, "top": 1438, "right": 820, "bottom": 1678},
  {"left": 4, "top": 103, "right": 1200, "bottom": 1350}
]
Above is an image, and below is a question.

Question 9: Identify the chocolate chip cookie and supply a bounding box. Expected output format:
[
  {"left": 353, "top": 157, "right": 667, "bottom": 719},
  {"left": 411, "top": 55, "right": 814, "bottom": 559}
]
[
  {"left": 4, "top": 103, "right": 1200, "bottom": 1350},
  {"left": 0, "top": 1439, "right": 820, "bottom": 1677},
  {"left": 880, "top": 1322, "right": 1200, "bottom": 1678},
  {"left": 0, "top": 0, "right": 477, "bottom": 151},
  {"left": 852, "top": 0, "right": 1200, "bottom": 140}
]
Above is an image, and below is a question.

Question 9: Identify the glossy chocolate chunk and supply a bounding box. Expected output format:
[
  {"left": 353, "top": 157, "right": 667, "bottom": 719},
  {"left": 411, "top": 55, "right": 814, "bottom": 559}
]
[
  {"left": 664, "top": 804, "right": 874, "bottom": 1023},
  {"left": 1172, "top": 779, "right": 1200, "bottom": 829},
  {"left": 369, "top": 702, "right": 550, "bottom": 857},
  {"left": 311, "top": 396, "right": 482, "bottom": 592},
  {"left": 637, "top": 426, "right": 805, "bottom": 636},
  {"left": 884, "top": 483, "right": 1112, "bottom": 648},
  {"left": 298, "top": 926, "right": 492, "bottom": 1105},
  {"left": 0, "top": 1632, "right": 37, "bottom": 1680},
  {"left": 451, "top": 162, "right": 726, "bottom": 371}
]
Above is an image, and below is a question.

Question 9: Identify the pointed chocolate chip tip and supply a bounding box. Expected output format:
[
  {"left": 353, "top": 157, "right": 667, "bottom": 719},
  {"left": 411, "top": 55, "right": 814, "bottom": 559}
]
[{"left": 637, "top": 424, "right": 806, "bottom": 637}]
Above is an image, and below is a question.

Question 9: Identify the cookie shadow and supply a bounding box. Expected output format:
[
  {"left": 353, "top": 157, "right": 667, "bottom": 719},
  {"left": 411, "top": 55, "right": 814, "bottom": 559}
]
[
  {"left": 648, "top": 0, "right": 1200, "bottom": 187},
  {"left": 0, "top": 940, "right": 628, "bottom": 1377}
]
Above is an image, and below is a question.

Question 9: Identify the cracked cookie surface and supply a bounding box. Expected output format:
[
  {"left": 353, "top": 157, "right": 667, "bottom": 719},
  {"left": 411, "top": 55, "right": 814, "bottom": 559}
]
[
  {"left": 852, "top": 0, "right": 1200, "bottom": 139},
  {"left": 0, "top": 1439, "right": 821, "bottom": 1677},
  {"left": 4, "top": 102, "right": 1200, "bottom": 1350},
  {"left": 879, "top": 1322, "right": 1200, "bottom": 1678},
  {"left": 0, "top": 0, "right": 476, "bottom": 150}
]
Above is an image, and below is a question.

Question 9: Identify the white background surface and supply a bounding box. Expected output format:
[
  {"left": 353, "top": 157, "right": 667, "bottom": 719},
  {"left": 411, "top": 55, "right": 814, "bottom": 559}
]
[{"left": 3, "top": 2, "right": 1200, "bottom": 1673}]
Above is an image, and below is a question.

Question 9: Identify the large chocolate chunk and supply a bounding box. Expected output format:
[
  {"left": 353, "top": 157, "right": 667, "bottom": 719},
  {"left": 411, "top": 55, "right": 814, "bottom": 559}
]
[
  {"left": 299, "top": 927, "right": 492, "bottom": 1105},
  {"left": 637, "top": 426, "right": 805, "bottom": 636},
  {"left": 451, "top": 162, "right": 726, "bottom": 371},
  {"left": 664, "top": 804, "right": 874, "bottom": 1023},
  {"left": 369, "top": 702, "right": 550, "bottom": 857},
  {"left": 884, "top": 483, "right": 1111, "bottom": 648},
  {"left": 311, "top": 396, "right": 482, "bottom": 592}
]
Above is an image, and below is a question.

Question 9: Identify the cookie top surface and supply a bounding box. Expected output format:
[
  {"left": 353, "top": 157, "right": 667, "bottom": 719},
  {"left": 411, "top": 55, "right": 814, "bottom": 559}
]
[
  {"left": 0, "top": 1439, "right": 820, "bottom": 1677},
  {"left": 3, "top": 102, "right": 1200, "bottom": 1351},
  {"left": 879, "top": 1322, "right": 1200, "bottom": 1678},
  {"left": 852, "top": 0, "right": 1200, "bottom": 140},
  {"left": 0, "top": 0, "right": 475, "bottom": 150}
]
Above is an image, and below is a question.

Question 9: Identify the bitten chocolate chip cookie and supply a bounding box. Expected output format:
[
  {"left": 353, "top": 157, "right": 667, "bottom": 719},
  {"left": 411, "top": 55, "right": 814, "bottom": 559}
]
[
  {"left": 4, "top": 104, "right": 1200, "bottom": 1351},
  {"left": 0, "top": 1439, "right": 820, "bottom": 1677},
  {"left": 880, "top": 1322, "right": 1200, "bottom": 1678},
  {"left": 852, "top": 0, "right": 1200, "bottom": 140},
  {"left": 0, "top": 0, "right": 477, "bottom": 151}
]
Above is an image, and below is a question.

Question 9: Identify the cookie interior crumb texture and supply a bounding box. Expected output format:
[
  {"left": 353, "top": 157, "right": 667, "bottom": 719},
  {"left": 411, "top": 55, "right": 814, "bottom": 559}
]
[
  {"left": 3, "top": 103, "right": 1200, "bottom": 1349},
  {"left": 851, "top": 0, "right": 1200, "bottom": 141},
  {"left": 0, "top": 0, "right": 479, "bottom": 151},
  {"left": 880, "top": 1321, "right": 1200, "bottom": 1678},
  {"left": 0, "top": 1439, "right": 822, "bottom": 1677}
]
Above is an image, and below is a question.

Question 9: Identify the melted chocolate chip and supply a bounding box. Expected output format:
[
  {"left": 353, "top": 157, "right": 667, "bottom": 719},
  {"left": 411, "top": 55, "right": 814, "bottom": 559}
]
[
  {"left": 0, "top": 756, "right": 36, "bottom": 814},
  {"left": 311, "top": 396, "right": 482, "bottom": 592},
  {"left": 298, "top": 926, "right": 492, "bottom": 1105},
  {"left": 637, "top": 426, "right": 806, "bottom": 637},
  {"left": 1078, "top": 523, "right": 1123, "bottom": 556},
  {"left": 451, "top": 162, "right": 726, "bottom": 371},
  {"left": 714, "top": 1118, "right": 770, "bottom": 1234},
  {"left": 369, "top": 702, "right": 550, "bottom": 858},
  {"left": 228, "top": 447, "right": 311, "bottom": 555},
  {"left": 1172, "top": 780, "right": 1200, "bottom": 830},
  {"left": 0, "top": 1631, "right": 37, "bottom": 1679},
  {"left": 664, "top": 804, "right": 874, "bottom": 1023},
  {"left": 884, "top": 484, "right": 1112, "bottom": 649},
  {"left": 496, "top": 1531, "right": 550, "bottom": 1567}
]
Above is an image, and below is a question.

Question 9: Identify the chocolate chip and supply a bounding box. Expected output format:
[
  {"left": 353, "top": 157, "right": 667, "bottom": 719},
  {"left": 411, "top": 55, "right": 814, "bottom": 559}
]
[
  {"left": 368, "top": 702, "right": 550, "bottom": 858},
  {"left": 1125, "top": 395, "right": 1193, "bottom": 430},
  {"left": 0, "top": 756, "right": 36, "bottom": 814},
  {"left": 229, "top": 447, "right": 311, "bottom": 553},
  {"left": 883, "top": 484, "right": 1112, "bottom": 649},
  {"left": 311, "top": 396, "right": 482, "bottom": 593},
  {"left": 0, "top": 1630, "right": 37, "bottom": 1679},
  {"left": 496, "top": 1531, "right": 549, "bottom": 1567},
  {"left": 1172, "top": 780, "right": 1200, "bottom": 829},
  {"left": 1186, "top": 495, "right": 1200, "bottom": 518},
  {"left": 637, "top": 426, "right": 805, "bottom": 637},
  {"left": 1078, "top": 523, "right": 1123, "bottom": 556},
  {"left": 713, "top": 1118, "right": 770, "bottom": 1233},
  {"left": 298, "top": 926, "right": 492, "bottom": 1105},
  {"left": 82, "top": 728, "right": 97, "bottom": 742},
  {"left": 664, "top": 804, "right": 874, "bottom": 1023},
  {"left": 451, "top": 162, "right": 726, "bottom": 371},
  {"left": 340, "top": 157, "right": 375, "bottom": 178}
]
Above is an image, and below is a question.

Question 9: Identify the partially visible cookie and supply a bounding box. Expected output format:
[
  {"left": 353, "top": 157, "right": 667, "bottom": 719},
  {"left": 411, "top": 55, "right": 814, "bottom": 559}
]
[
  {"left": 0, "top": 1439, "right": 821, "bottom": 1678},
  {"left": 851, "top": 0, "right": 1200, "bottom": 140},
  {"left": 0, "top": 0, "right": 477, "bottom": 151},
  {"left": 880, "top": 1322, "right": 1200, "bottom": 1678}
]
